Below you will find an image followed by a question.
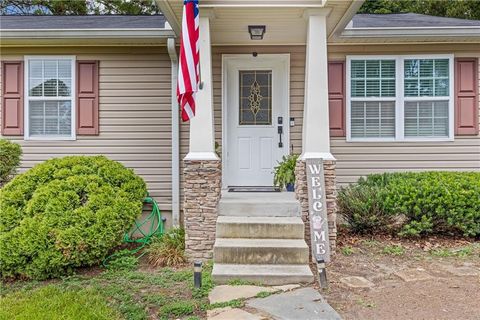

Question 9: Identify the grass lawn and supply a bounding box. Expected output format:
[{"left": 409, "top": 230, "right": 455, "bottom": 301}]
[{"left": 0, "top": 261, "right": 215, "bottom": 320}]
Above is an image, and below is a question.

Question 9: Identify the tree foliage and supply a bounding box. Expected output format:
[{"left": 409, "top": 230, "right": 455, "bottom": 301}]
[
  {"left": 359, "top": 0, "right": 480, "bottom": 20},
  {"left": 0, "top": 0, "right": 159, "bottom": 15}
]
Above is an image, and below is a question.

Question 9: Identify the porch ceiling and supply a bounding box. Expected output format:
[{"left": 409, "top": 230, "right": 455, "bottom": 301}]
[{"left": 159, "top": 0, "right": 359, "bottom": 45}]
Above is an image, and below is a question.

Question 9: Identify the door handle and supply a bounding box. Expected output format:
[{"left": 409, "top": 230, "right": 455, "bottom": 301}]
[
  {"left": 277, "top": 116, "right": 283, "bottom": 148},
  {"left": 278, "top": 125, "right": 283, "bottom": 148}
]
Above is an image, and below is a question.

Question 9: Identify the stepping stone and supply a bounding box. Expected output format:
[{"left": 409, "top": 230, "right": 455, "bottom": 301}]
[
  {"left": 208, "top": 285, "right": 276, "bottom": 304},
  {"left": 208, "top": 307, "right": 265, "bottom": 320},
  {"left": 339, "top": 276, "right": 374, "bottom": 288},
  {"left": 395, "top": 268, "right": 433, "bottom": 282},
  {"left": 247, "top": 287, "right": 341, "bottom": 320},
  {"left": 438, "top": 264, "right": 479, "bottom": 277}
]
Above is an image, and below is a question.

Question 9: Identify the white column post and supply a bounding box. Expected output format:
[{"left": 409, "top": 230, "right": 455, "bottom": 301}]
[
  {"left": 301, "top": 10, "right": 335, "bottom": 161},
  {"left": 184, "top": 12, "right": 218, "bottom": 161}
]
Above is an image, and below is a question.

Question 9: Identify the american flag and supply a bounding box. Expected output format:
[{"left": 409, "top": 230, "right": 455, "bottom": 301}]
[{"left": 177, "top": 0, "right": 200, "bottom": 122}]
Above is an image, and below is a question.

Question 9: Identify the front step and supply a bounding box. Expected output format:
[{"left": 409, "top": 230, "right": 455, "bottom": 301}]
[
  {"left": 214, "top": 238, "right": 309, "bottom": 264},
  {"left": 219, "top": 192, "right": 300, "bottom": 217},
  {"left": 213, "top": 191, "right": 314, "bottom": 285},
  {"left": 212, "top": 264, "right": 314, "bottom": 285},
  {"left": 216, "top": 216, "right": 305, "bottom": 239}
]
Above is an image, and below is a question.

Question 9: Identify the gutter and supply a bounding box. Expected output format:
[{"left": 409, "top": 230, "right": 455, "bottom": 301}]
[
  {"left": 340, "top": 26, "right": 480, "bottom": 38},
  {"left": 167, "top": 38, "right": 180, "bottom": 228},
  {"left": 0, "top": 28, "right": 175, "bottom": 39}
]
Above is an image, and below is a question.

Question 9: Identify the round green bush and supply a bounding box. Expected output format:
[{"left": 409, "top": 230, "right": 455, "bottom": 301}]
[
  {"left": 0, "top": 139, "right": 22, "bottom": 186},
  {"left": 0, "top": 156, "right": 147, "bottom": 280},
  {"left": 339, "top": 172, "right": 480, "bottom": 237}
]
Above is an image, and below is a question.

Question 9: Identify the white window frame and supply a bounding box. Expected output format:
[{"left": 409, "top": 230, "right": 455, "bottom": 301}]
[
  {"left": 346, "top": 54, "right": 454, "bottom": 142},
  {"left": 24, "top": 55, "right": 76, "bottom": 141}
]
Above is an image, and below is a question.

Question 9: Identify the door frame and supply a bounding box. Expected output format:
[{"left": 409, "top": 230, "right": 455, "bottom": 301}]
[{"left": 221, "top": 53, "right": 291, "bottom": 188}]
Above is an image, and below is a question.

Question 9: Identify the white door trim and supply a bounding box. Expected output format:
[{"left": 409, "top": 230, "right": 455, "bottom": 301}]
[{"left": 221, "top": 53, "right": 290, "bottom": 188}]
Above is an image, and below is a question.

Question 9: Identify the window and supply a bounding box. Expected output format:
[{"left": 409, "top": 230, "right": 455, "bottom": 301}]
[
  {"left": 347, "top": 55, "right": 453, "bottom": 141},
  {"left": 239, "top": 70, "right": 272, "bottom": 125},
  {"left": 25, "top": 56, "right": 75, "bottom": 140},
  {"left": 350, "top": 59, "right": 396, "bottom": 138},
  {"left": 403, "top": 59, "right": 450, "bottom": 138}
]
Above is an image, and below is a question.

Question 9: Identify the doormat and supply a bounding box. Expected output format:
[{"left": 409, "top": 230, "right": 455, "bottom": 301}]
[{"left": 228, "top": 186, "right": 281, "bottom": 192}]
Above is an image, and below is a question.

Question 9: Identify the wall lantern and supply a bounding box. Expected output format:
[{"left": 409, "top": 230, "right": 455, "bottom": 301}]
[{"left": 248, "top": 25, "right": 266, "bottom": 40}]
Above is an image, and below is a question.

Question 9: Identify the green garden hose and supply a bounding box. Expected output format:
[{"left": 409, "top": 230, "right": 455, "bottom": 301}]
[{"left": 102, "top": 195, "right": 165, "bottom": 267}]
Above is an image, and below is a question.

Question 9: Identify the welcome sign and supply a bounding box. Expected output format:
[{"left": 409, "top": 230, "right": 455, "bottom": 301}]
[{"left": 306, "top": 159, "right": 330, "bottom": 263}]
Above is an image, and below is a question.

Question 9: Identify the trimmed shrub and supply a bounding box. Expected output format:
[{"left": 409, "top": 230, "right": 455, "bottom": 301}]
[
  {"left": 0, "top": 156, "right": 147, "bottom": 280},
  {"left": 0, "top": 139, "right": 22, "bottom": 186},
  {"left": 338, "top": 172, "right": 480, "bottom": 237},
  {"left": 337, "top": 183, "right": 394, "bottom": 234}
]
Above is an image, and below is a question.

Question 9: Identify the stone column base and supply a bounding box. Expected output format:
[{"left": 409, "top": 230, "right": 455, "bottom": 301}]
[
  {"left": 295, "top": 159, "right": 338, "bottom": 254},
  {"left": 183, "top": 160, "right": 222, "bottom": 261}
]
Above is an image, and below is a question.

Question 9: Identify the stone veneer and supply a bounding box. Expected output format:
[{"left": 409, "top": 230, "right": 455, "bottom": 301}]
[
  {"left": 295, "top": 159, "right": 337, "bottom": 254},
  {"left": 183, "top": 160, "right": 222, "bottom": 260}
]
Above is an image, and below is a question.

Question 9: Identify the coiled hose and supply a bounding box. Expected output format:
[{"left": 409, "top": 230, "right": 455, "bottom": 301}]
[{"left": 103, "top": 195, "right": 165, "bottom": 266}]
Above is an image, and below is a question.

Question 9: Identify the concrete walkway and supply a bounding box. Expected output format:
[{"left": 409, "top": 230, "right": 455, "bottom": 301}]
[{"left": 207, "top": 285, "right": 341, "bottom": 320}]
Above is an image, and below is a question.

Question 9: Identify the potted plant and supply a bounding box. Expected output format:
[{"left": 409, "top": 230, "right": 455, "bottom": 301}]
[{"left": 273, "top": 154, "right": 299, "bottom": 192}]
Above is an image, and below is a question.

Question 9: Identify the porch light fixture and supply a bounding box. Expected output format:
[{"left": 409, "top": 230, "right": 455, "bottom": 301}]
[{"left": 248, "top": 25, "right": 266, "bottom": 40}]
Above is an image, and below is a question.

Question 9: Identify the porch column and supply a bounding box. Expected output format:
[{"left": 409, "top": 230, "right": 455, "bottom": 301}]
[
  {"left": 301, "top": 11, "right": 333, "bottom": 161},
  {"left": 183, "top": 11, "right": 222, "bottom": 261},
  {"left": 296, "top": 10, "right": 338, "bottom": 254}
]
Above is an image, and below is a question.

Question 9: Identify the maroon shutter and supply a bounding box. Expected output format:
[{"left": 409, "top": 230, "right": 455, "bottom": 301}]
[
  {"left": 76, "top": 61, "right": 99, "bottom": 135},
  {"left": 1, "top": 61, "right": 24, "bottom": 135},
  {"left": 328, "top": 61, "right": 346, "bottom": 137},
  {"left": 455, "top": 58, "right": 478, "bottom": 135}
]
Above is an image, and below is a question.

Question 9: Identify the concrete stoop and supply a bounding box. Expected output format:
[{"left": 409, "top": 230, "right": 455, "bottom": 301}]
[{"left": 212, "top": 192, "right": 314, "bottom": 285}]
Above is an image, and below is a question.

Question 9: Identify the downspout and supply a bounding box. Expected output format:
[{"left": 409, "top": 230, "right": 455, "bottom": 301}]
[{"left": 167, "top": 37, "right": 180, "bottom": 227}]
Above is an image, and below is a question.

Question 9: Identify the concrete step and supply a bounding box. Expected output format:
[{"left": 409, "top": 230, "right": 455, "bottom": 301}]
[
  {"left": 214, "top": 238, "right": 309, "bottom": 265},
  {"left": 219, "top": 192, "right": 300, "bottom": 217},
  {"left": 212, "top": 263, "right": 314, "bottom": 285},
  {"left": 216, "top": 216, "right": 305, "bottom": 239}
]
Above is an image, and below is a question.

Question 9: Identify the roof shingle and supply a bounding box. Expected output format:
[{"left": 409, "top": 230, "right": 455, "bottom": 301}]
[
  {"left": 351, "top": 13, "right": 480, "bottom": 28},
  {"left": 0, "top": 15, "right": 166, "bottom": 30}
]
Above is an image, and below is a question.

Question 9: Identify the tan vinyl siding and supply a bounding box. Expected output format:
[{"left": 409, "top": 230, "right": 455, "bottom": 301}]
[{"left": 0, "top": 47, "right": 173, "bottom": 225}]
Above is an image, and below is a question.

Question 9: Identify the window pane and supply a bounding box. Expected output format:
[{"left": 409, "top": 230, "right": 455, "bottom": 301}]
[
  {"left": 44, "top": 60, "right": 57, "bottom": 79},
  {"left": 58, "top": 60, "right": 71, "bottom": 78},
  {"left": 351, "top": 101, "right": 395, "bottom": 138},
  {"left": 419, "top": 79, "right": 433, "bottom": 96},
  {"left": 351, "top": 80, "right": 365, "bottom": 97},
  {"left": 434, "top": 59, "right": 449, "bottom": 77},
  {"left": 404, "top": 60, "right": 419, "bottom": 78},
  {"left": 381, "top": 60, "right": 395, "bottom": 78},
  {"left": 366, "top": 79, "right": 380, "bottom": 96},
  {"left": 404, "top": 101, "right": 449, "bottom": 137},
  {"left": 28, "top": 59, "right": 72, "bottom": 98},
  {"left": 350, "top": 59, "right": 395, "bottom": 97},
  {"left": 29, "top": 101, "right": 72, "bottom": 137},
  {"left": 351, "top": 60, "right": 365, "bottom": 78},
  {"left": 44, "top": 79, "right": 58, "bottom": 96},
  {"left": 404, "top": 59, "right": 449, "bottom": 97},
  {"left": 29, "top": 78, "right": 43, "bottom": 96},
  {"left": 419, "top": 59, "right": 433, "bottom": 77},
  {"left": 239, "top": 70, "right": 272, "bottom": 125},
  {"left": 365, "top": 60, "right": 380, "bottom": 77},
  {"left": 29, "top": 60, "right": 43, "bottom": 78},
  {"left": 435, "top": 78, "right": 448, "bottom": 96}
]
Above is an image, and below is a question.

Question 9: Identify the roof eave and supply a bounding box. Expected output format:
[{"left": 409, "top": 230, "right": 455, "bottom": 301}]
[
  {"left": 0, "top": 29, "right": 176, "bottom": 46},
  {"left": 331, "top": 26, "right": 480, "bottom": 43}
]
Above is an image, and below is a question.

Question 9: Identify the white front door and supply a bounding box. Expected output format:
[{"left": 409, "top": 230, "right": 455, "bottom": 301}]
[{"left": 224, "top": 55, "right": 289, "bottom": 187}]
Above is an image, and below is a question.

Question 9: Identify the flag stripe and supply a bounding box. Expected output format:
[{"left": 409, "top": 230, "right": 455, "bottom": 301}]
[{"left": 177, "top": 0, "right": 199, "bottom": 122}]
